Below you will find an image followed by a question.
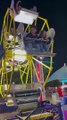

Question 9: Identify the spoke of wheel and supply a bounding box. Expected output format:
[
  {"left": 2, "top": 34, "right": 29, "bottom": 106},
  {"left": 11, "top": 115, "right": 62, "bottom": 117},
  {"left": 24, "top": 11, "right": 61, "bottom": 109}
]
[
  {"left": 32, "top": 57, "right": 50, "bottom": 70},
  {"left": 32, "top": 59, "right": 40, "bottom": 82},
  {"left": 30, "top": 60, "right": 33, "bottom": 84},
  {"left": 19, "top": 61, "right": 29, "bottom": 84},
  {"left": 26, "top": 61, "right": 30, "bottom": 84}
]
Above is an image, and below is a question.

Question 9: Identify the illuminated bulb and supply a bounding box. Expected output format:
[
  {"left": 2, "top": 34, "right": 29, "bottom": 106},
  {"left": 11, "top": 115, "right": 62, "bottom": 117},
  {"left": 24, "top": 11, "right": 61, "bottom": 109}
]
[{"left": 13, "top": 49, "right": 27, "bottom": 62}]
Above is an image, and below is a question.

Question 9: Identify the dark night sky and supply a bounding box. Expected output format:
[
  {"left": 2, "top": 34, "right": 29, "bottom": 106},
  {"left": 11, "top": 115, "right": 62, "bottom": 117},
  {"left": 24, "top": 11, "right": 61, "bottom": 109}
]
[{"left": 0, "top": 0, "right": 67, "bottom": 72}]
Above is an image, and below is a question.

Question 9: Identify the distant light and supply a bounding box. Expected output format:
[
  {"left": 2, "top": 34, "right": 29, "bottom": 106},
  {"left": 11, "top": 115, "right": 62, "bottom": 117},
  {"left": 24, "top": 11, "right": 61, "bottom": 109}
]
[
  {"left": 13, "top": 49, "right": 27, "bottom": 62},
  {"left": 40, "top": 57, "right": 43, "bottom": 60},
  {"left": 14, "top": 8, "right": 38, "bottom": 24},
  {"left": 61, "top": 85, "right": 67, "bottom": 89},
  {"left": 8, "top": 35, "right": 13, "bottom": 41}
]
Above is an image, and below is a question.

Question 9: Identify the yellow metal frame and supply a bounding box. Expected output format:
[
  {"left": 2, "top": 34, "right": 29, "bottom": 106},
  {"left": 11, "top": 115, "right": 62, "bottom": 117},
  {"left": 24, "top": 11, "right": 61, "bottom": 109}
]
[
  {"left": 29, "top": 112, "right": 53, "bottom": 120},
  {"left": 22, "top": 112, "right": 53, "bottom": 120},
  {"left": 0, "top": 8, "right": 54, "bottom": 97},
  {"left": 24, "top": 16, "right": 54, "bottom": 88},
  {"left": 0, "top": 8, "right": 16, "bottom": 98}
]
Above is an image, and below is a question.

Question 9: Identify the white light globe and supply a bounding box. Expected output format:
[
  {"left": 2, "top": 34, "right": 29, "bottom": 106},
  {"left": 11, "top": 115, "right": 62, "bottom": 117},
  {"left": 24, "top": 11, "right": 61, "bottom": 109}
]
[{"left": 13, "top": 49, "right": 27, "bottom": 62}]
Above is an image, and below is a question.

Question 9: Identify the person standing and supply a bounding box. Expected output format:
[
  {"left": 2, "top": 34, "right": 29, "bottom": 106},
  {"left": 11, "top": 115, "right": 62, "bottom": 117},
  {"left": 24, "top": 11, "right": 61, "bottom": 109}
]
[{"left": 61, "top": 87, "right": 67, "bottom": 105}]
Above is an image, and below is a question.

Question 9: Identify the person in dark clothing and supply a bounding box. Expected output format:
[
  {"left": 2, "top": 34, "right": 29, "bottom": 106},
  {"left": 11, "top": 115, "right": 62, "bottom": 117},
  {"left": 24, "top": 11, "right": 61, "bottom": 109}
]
[
  {"left": 60, "top": 87, "right": 67, "bottom": 120},
  {"left": 26, "top": 25, "right": 37, "bottom": 38},
  {"left": 24, "top": 25, "right": 38, "bottom": 53},
  {"left": 39, "top": 30, "right": 47, "bottom": 41},
  {"left": 24, "top": 25, "right": 37, "bottom": 54},
  {"left": 38, "top": 30, "right": 49, "bottom": 52},
  {"left": 61, "top": 87, "right": 67, "bottom": 105}
]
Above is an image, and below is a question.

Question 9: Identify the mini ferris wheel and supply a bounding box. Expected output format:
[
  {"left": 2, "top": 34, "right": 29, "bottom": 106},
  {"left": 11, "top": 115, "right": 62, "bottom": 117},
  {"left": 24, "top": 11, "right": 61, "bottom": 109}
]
[{"left": 0, "top": 1, "right": 55, "bottom": 98}]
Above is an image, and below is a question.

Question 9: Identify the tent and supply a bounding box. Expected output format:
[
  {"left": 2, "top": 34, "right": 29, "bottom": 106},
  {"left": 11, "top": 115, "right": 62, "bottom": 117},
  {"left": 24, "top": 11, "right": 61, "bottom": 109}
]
[{"left": 48, "top": 63, "right": 67, "bottom": 83}]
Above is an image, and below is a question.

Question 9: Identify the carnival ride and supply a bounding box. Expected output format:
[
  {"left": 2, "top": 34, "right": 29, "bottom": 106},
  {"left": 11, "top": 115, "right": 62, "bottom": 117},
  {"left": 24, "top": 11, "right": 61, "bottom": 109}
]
[
  {"left": 0, "top": 5, "right": 62, "bottom": 120},
  {"left": 0, "top": 7, "right": 55, "bottom": 98}
]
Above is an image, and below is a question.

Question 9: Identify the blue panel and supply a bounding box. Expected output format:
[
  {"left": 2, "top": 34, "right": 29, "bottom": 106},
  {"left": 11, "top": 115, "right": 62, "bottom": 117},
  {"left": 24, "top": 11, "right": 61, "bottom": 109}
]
[{"left": 60, "top": 79, "right": 67, "bottom": 83}]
